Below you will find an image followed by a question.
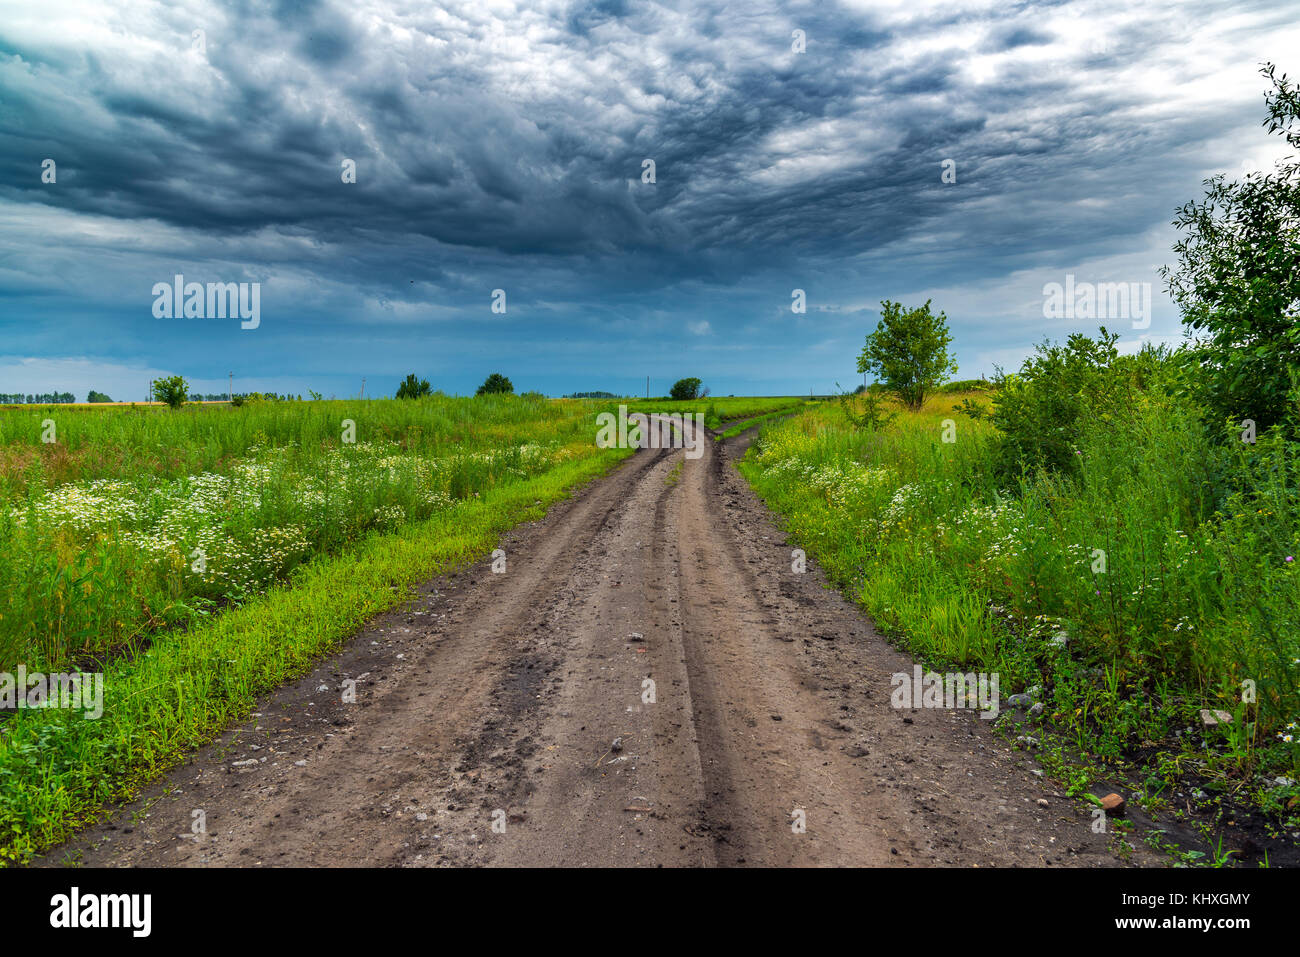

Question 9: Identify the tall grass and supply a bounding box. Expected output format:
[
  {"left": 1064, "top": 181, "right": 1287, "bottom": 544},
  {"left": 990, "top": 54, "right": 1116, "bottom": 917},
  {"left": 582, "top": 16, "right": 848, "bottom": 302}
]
[
  {"left": 741, "top": 391, "right": 1300, "bottom": 780},
  {"left": 0, "top": 395, "right": 594, "bottom": 489},
  {"left": 0, "top": 396, "right": 640, "bottom": 674}
]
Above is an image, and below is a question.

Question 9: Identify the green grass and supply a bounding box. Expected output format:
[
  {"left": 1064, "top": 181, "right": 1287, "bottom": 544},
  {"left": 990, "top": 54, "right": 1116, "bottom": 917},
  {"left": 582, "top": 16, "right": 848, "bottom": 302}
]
[
  {"left": 714, "top": 403, "right": 812, "bottom": 440},
  {"left": 0, "top": 396, "right": 612, "bottom": 674},
  {"left": 613, "top": 396, "right": 807, "bottom": 431},
  {"left": 0, "top": 393, "right": 589, "bottom": 489}
]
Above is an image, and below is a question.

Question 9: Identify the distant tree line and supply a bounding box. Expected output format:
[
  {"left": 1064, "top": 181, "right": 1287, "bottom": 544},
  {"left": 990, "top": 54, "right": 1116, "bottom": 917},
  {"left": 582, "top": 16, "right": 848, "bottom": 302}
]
[
  {"left": 0, "top": 392, "right": 78, "bottom": 404},
  {"left": 228, "top": 392, "right": 303, "bottom": 406}
]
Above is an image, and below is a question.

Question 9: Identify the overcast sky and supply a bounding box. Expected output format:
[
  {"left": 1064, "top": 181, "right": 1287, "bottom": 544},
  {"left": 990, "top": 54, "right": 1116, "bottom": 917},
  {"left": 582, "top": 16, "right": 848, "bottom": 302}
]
[{"left": 1, "top": 0, "right": 1298, "bottom": 399}]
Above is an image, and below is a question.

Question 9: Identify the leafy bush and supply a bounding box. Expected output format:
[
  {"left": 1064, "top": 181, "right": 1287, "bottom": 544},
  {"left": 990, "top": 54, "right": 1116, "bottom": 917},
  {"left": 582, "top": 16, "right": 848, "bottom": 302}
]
[
  {"left": 150, "top": 375, "right": 188, "bottom": 409},
  {"left": 669, "top": 377, "right": 703, "bottom": 401},
  {"left": 837, "top": 382, "right": 896, "bottom": 431},
  {"left": 396, "top": 373, "right": 431, "bottom": 399},
  {"left": 967, "top": 329, "right": 1125, "bottom": 477},
  {"left": 964, "top": 329, "right": 1193, "bottom": 481}
]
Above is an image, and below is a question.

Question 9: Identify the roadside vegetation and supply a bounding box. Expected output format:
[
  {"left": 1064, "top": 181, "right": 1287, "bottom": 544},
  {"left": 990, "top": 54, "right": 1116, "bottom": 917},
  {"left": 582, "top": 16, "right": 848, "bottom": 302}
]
[
  {"left": 743, "top": 369, "right": 1297, "bottom": 821},
  {"left": 713, "top": 404, "right": 813, "bottom": 440},
  {"left": 0, "top": 398, "right": 607, "bottom": 677},
  {"left": 740, "top": 65, "right": 1300, "bottom": 861}
]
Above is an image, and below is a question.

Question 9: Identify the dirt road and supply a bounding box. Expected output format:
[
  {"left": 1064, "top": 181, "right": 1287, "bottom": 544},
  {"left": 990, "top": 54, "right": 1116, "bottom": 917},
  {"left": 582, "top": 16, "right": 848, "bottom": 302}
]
[{"left": 41, "top": 422, "right": 1160, "bottom": 867}]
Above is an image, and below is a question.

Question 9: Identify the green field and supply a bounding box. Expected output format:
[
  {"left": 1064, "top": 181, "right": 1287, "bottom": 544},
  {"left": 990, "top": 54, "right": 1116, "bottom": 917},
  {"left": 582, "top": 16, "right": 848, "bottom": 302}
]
[{"left": 0, "top": 396, "right": 597, "bottom": 673}]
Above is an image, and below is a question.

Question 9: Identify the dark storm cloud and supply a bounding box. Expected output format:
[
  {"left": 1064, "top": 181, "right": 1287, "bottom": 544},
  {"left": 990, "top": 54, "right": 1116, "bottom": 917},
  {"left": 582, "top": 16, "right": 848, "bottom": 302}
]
[
  {"left": 0, "top": 0, "right": 1296, "bottom": 398},
  {"left": 984, "top": 25, "right": 1056, "bottom": 51},
  {"left": 0, "top": 1, "right": 1074, "bottom": 264}
]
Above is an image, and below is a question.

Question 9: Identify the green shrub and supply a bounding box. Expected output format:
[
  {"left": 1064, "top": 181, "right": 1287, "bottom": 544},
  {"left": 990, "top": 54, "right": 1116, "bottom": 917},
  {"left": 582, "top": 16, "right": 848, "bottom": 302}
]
[
  {"left": 669, "top": 377, "right": 703, "bottom": 401},
  {"left": 966, "top": 329, "right": 1194, "bottom": 482},
  {"left": 476, "top": 373, "right": 514, "bottom": 396},
  {"left": 1162, "top": 63, "right": 1300, "bottom": 437},
  {"left": 856, "top": 299, "right": 958, "bottom": 410},
  {"left": 150, "top": 375, "right": 188, "bottom": 410},
  {"left": 396, "top": 373, "right": 431, "bottom": 399}
]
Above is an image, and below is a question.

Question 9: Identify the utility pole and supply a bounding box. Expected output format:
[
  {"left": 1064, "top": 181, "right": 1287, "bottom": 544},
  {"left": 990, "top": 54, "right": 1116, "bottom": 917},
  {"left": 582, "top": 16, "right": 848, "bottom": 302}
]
[
  {"left": 646, "top": 375, "right": 649, "bottom": 399},
  {"left": 229, "top": 371, "right": 233, "bottom": 403},
  {"left": 360, "top": 377, "right": 366, "bottom": 400}
]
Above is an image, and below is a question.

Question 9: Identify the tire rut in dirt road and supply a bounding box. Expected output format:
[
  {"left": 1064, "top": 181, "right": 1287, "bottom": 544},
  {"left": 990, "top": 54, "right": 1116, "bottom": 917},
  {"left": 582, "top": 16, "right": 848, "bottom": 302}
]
[
  {"left": 40, "top": 419, "right": 1163, "bottom": 868},
  {"left": 668, "top": 425, "right": 892, "bottom": 864}
]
